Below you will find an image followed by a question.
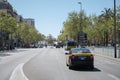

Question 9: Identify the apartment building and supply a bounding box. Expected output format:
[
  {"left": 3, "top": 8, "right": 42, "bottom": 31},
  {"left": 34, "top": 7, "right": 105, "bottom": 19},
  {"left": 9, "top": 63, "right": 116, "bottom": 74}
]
[{"left": 24, "top": 18, "right": 35, "bottom": 27}]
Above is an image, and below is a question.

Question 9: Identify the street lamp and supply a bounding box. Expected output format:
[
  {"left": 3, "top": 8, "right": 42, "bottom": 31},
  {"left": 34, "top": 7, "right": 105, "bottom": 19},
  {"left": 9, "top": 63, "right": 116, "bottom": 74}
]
[
  {"left": 78, "top": 2, "right": 82, "bottom": 32},
  {"left": 78, "top": 2, "right": 87, "bottom": 47},
  {"left": 114, "top": 0, "right": 117, "bottom": 58}
]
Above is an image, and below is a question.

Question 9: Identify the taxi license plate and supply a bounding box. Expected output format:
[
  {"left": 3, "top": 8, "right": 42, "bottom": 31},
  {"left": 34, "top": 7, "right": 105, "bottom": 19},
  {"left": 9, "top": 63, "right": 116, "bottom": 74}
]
[{"left": 78, "top": 56, "right": 86, "bottom": 60}]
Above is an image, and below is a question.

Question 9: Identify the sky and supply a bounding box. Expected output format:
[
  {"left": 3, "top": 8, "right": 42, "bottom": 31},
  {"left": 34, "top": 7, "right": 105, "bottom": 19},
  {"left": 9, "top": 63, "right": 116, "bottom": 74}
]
[{"left": 8, "top": 0, "right": 120, "bottom": 38}]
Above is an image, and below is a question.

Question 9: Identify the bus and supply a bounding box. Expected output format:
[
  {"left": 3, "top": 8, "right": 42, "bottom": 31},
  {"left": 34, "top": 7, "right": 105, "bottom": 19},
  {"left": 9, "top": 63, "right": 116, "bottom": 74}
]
[{"left": 65, "top": 41, "right": 77, "bottom": 50}]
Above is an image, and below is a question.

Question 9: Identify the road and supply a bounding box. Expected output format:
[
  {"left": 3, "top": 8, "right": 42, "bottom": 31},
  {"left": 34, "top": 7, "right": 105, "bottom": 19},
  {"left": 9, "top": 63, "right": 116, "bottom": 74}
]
[
  {"left": 0, "top": 47, "right": 120, "bottom": 80},
  {"left": 0, "top": 49, "right": 40, "bottom": 80}
]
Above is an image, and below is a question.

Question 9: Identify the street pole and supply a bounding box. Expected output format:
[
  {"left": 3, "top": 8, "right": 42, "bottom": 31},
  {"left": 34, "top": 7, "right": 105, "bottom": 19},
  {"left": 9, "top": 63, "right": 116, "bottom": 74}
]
[
  {"left": 78, "top": 2, "right": 82, "bottom": 32},
  {"left": 78, "top": 2, "right": 86, "bottom": 47},
  {"left": 114, "top": 0, "right": 117, "bottom": 58}
]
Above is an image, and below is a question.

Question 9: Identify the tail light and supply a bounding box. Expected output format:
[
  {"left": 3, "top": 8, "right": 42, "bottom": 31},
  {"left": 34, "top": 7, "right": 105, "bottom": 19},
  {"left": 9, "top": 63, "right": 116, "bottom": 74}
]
[
  {"left": 70, "top": 55, "right": 75, "bottom": 60},
  {"left": 89, "top": 55, "right": 94, "bottom": 60}
]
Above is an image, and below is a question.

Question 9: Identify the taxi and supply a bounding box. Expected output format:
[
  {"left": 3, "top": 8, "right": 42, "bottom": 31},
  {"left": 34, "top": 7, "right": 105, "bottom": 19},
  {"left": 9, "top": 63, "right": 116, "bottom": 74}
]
[{"left": 66, "top": 48, "right": 94, "bottom": 69}]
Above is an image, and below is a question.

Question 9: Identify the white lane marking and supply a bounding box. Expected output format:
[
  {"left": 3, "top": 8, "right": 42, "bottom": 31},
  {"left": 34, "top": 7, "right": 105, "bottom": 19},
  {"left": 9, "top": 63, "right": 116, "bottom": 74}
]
[
  {"left": 108, "top": 74, "right": 120, "bottom": 80},
  {"left": 9, "top": 63, "right": 29, "bottom": 80}
]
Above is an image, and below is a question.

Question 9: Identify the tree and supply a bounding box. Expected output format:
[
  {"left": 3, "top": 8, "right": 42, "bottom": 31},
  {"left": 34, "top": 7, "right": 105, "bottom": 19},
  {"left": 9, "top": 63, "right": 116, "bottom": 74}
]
[
  {"left": 60, "top": 11, "right": 87, "bottom": 41},
  {"left": 0, "top": 11, "right": 17, "bottom": 49},
  {"left": 46, "top": 34, "right": 55, "bottom": 44},
  {"left": 16, "top": 23, "right": 45, "bottom": 47},
  {"left": 59, "top": 6, "right": 120, "bottom": 46},
  {"left": 98, "top": 8, "right": 114, "bottom": 46}
]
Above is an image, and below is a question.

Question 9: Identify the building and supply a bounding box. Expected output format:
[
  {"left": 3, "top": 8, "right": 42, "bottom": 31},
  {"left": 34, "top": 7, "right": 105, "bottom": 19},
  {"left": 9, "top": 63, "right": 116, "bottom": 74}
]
[
  {"left": 0, "top": 0, "right": 35, "bottom": 25},
  {"left": 16, "top": 15, "right": 24, "bottom": 23},
  {"left": 0, "top": 0, "right": 16, "bottom": 17},
  {"left": 0, "top": 0, "right": 7, "bottom": 1},
  {"left": 0, "top": 0, "right": 36, "bottom": 48},
  {"left": 24, "top": 18, "right": 35, "bottom": 27},
  {"left": 0, "top": 0, "right": 22, "bottom": 22}
]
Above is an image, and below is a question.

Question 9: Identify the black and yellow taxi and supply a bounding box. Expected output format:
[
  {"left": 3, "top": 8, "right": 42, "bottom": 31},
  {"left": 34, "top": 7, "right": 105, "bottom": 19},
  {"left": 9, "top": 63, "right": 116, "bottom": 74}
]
[{"left": 66, "top": 48, "right": 94, "bottom": 69}]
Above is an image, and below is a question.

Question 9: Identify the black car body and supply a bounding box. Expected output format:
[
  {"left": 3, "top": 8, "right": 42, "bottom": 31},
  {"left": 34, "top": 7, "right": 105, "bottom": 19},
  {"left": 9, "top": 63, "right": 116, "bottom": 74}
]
[{"left": 66, "top": 48, "right": 94, "bottom": 69}]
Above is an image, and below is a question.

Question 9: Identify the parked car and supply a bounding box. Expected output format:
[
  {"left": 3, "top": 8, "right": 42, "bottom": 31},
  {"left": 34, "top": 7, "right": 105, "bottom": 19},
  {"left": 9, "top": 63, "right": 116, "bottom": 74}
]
[
  {"left": 66, "top": 48, "right": 94, "bottom": 69},
  {"left": 39, "top": 44, "right": 44, "bottom": 48},
  {"left": 24, "top": 44, "right": 31, "bottom": 48}
]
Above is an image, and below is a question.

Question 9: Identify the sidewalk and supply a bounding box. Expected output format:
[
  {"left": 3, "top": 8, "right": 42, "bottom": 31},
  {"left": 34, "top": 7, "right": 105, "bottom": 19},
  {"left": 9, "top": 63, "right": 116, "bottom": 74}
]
[
  {"left": 88, "top": 47, "right": 120, "bottom": 61},
  {"left": 0, "top": 51, "right": 13, "bottom": 61},
  {"left": 0, "top": 49, "right": 19, "bottom": 58},
  {"left": 93, "top": 52, "right": 120, "bottom": 62}
]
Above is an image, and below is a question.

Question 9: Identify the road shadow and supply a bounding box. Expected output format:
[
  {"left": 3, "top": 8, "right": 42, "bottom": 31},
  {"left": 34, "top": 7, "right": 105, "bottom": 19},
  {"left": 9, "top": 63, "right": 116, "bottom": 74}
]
[
  {"left": 8, "top": 49, "right": 28, "bottom": 53},
  {"left": 0, "top": 49, "right": 28, "bottom": 57},
  {"left": 0, "top": 49, "right": 28, "bottom": 53},
  {"left": 69, "top": 67, "right": 101, "bottom": 72},
  {"left": 0, "top": 53, "right": 11, "bottom": 57}
]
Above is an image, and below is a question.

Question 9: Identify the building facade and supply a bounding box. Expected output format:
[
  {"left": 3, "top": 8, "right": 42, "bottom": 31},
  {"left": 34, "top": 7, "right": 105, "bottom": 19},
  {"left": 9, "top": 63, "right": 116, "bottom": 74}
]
[
  {"left": 24, "top": 18, "right": 35, "bottom": 27},
  {"left": 0, "top": 0, "right": 17, "bottom": 17},
  {"left": 0, "top": 0, "right": 36, "bottom": 49}
]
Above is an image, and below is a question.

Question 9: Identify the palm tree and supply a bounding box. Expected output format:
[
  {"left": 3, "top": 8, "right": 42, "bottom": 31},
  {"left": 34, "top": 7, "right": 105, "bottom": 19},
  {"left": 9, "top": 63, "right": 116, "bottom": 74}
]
[{"left": 99, "top": 8, "right": 114, "bottom": 46}]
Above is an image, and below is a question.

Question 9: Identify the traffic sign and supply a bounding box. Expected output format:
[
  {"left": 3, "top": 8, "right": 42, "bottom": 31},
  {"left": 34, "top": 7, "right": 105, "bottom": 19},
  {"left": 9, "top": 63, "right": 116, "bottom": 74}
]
[{"left": 78, "top": 32, "right": 87, "bottom": 46}]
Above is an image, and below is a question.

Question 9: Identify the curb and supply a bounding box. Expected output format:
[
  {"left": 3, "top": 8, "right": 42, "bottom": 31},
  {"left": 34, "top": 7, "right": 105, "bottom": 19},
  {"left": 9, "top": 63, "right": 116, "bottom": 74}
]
[{"left": 93, "top": 52, "right": 120, "bottom": 62}]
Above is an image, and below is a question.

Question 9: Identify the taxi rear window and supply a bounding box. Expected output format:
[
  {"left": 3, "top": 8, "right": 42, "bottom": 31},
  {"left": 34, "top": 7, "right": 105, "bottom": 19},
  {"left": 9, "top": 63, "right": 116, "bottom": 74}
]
[{"left": 72, "top": 48, "right": 91, "bottom": 54}]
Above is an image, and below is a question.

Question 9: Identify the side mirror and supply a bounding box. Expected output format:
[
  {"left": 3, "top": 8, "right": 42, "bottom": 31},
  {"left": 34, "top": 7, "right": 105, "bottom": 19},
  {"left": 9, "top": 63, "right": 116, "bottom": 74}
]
[{"left": 65, "top": 50, "right": 69, "bottom": 55}]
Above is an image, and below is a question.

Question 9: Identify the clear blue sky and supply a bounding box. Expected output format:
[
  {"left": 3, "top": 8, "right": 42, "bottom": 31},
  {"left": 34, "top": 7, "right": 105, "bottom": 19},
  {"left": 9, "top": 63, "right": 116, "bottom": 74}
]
[{"left": 8, "top": 0, "right": 120, "bottom": 38}]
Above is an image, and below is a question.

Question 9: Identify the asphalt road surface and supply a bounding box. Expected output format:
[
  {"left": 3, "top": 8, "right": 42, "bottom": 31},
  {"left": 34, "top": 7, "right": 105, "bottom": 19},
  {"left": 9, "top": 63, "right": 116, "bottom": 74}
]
[
  {"left": 23, "top": 47, "right": 120, "bottom": 80},
  {"left": 0, "top": 47, "right": 120, "bottom": 80}
]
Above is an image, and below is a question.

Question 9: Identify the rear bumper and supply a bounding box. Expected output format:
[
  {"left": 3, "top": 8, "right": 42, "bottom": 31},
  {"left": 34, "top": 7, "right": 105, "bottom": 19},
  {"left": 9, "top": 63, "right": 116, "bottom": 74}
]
[{"left": 70, "top": 61, "right": 94, "bottom": 67}]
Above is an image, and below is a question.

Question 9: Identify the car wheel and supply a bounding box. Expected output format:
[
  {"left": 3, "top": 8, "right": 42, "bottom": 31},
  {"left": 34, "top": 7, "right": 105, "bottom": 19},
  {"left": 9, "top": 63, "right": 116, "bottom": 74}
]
[
  {"left": 69, "top": 66, "right": 73, "bottom": 69},
  {"left": 66, "top": 63, "right": 68, "bottom": 66}
]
